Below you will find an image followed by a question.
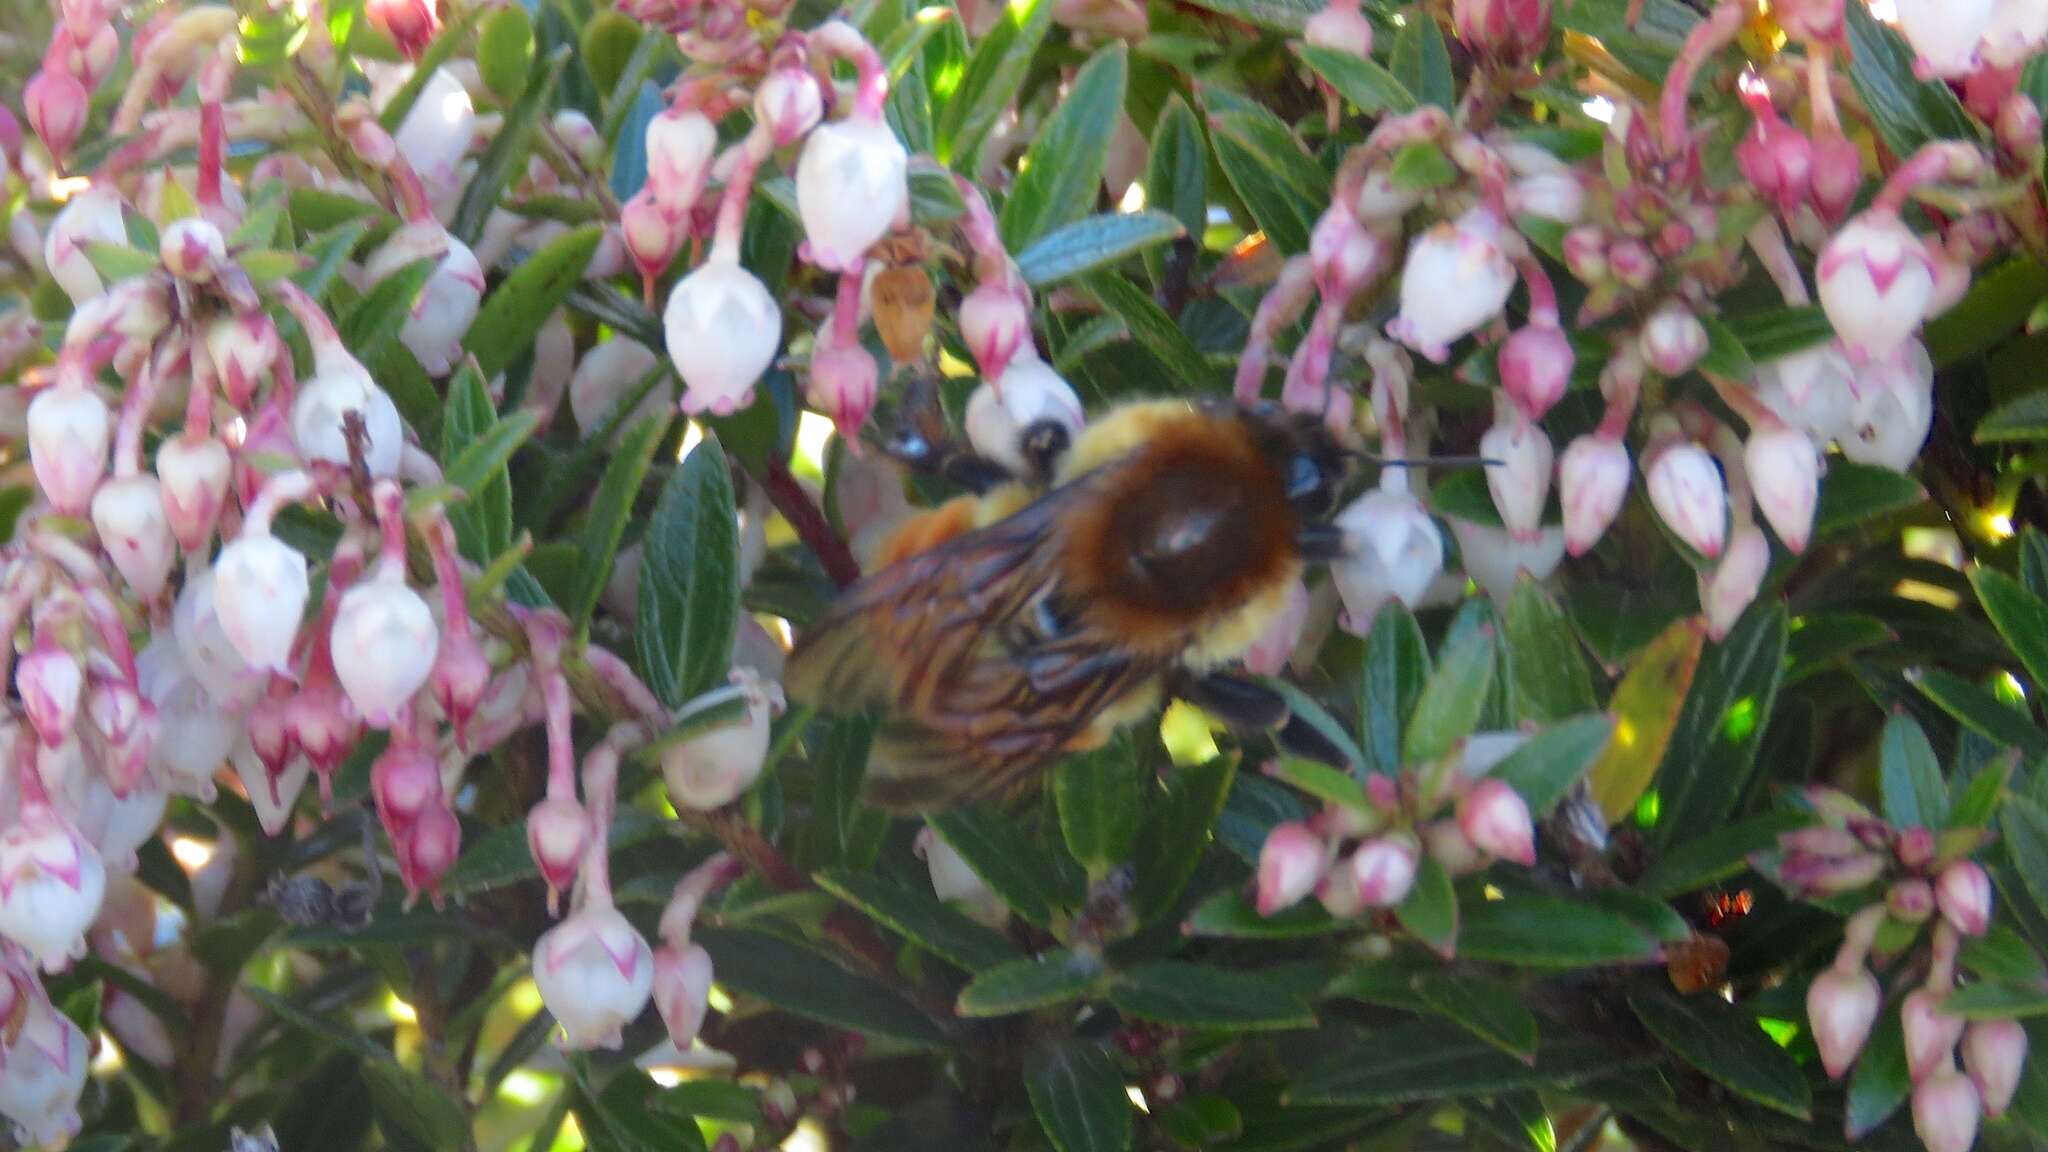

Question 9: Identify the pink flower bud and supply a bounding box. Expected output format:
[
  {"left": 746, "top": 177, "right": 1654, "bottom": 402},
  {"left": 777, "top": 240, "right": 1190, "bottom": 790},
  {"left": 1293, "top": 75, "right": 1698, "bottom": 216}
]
[
  {"left": 159, "top": 218, "right": 226, "bottom": 283},
  {"left": 431, "top": 626, "right": 490, "bottom": 745},
  {"left": 527, "top": 796, "right": 590, "bottom": 905},
  {"left": 532, "top": 904, "right": 655, "bottom": 1050},
  {"left": 213, "top": 536, "right": 310, "bottom": 675},
  {"left": 1351, "top": 833, "right": 1420, "bottom": 908},
  {"left": 964, "top": 359, "right": 1085, "bottom": 480},
  {"left": 86, "top": 676, "right": 156, "bottom": 797},
  {"left": 0, "top": 992, "right": 90, "bottom": 1145},
  {"left": 1894, "top": 0, "right": 1993, "bottom": 79},
  {"left": 653, "top": 942, "right": 716, "bottom": 1049},
  {"left": 1390, "top": 208, "right": 1516, "bottom": 363},
  {"left": 755, "top": 66, "right": 825, "bottom": 148},
  {"left": 1304, "top": 0, "right": 1372, "bottom": 55},
  {"left": 1499, "top": 323, "right": 1573, "bottom": 421},
  {"left": 1451, "top": 0, "right": 1548, "bottom": 62},
  {"left": 1458, "top": 778, "right": 1536, "bottom": 866},
  {"left": 204, "top": 313, "right": 282, "bottom": 411},
  {"left": 661, "top": 670, "right": 784, "bottom": 811},
  {"left": 1331, "top": 486, "right": 1445, "bottom": 633},
  {"left": 647, "top": 107, "right": 717, "bottom": 211},
  {"left": 1558, "top": 433, "right": 1629, "bottom": 556},
  {"left": 249, "top": 690, "right": 294, "bottom": 779},
  {"left": 665, "top": 261, "right": 781, "bottom": 416},
  {"left": 1480, "top": 416, "right": 1553, "bottom": 542},
  {"left": 1639, "top": 302, "right": 1709, "bottom": 378},
  {"left": 807, "top": 341, "right": 879, "bottom": 443},
  {"left": 1562, "top": 227, "right": 1607, "bottom": 282},
  {"left": 23, "top": 70, "right": 87, "bottom": 164},
  {"left": 18, "top": 640, "right": 82, "bottom": 748},
  {"left": 1962, "top": 1019, "right": 2028, "bottom": 1118},
  {"left": 1699, "top": 524, "right": 1769, "bottom": 641},
  {"left": 1309, "top": 205, "right": 1390, "bottom": 301},
  {"left": 27, "top": 384, "right": 109, "bottom": 517},
  {"left": 1904, "top": 988, "right": 1967, "bottom": 1083},
  {"left": 1888, "top": 878, "right": 1935, "bottom": 924},
  {"left": 1772, "top": 0, "right": 1842, "bottom": 42},
  {"left": 1607, "top": 239, "right": 1656, "bottom": 291},
  {"left": 1897, "top": 826, "right": 1937, "bottom": 868},
  {"left": 960, "top": 280, "right": 1033, "bottom": 382},
  {"left": 1745, "top": 424, "right": 1819, "bottom": 553},
  {"left": 622, "top": 189, "right": 683, "bottom": 297},
  {"left": 366, "top": 0, "right": 439, "bottom": 58},
  {"left": 1645, "top": 440, "right": 1727, "bottom": 559},
  {"left": 331, "top": 576, "right": 440, "bottom": 729},
  {"left": 1936, "top": 860, "right": 1993, "bottom": 937},
  {"left": 1738, "top": 117, "right": 1813, "bottom": 220},
  {"left": 398, "top": 802, "right": 460, "bottom": 904},
  {"left": 230, "top": 738, "right": 308, "bottom": 837},
  {"left": 795, "top": 118, "right": 909, "bottom": 272},
  {"left": 0, "top": 805, "right": 107, "bottom": 972},
  {"left": 372, "top": 739, "right": 441, "bottom": 827},
  {"left": 1819, "top": 211, "right": 1937, "bottom": 364},
  {"left": 1807, "top": 132, "right": 1863, "bottom": 226},
  {"left": 155, "top": 435, "right": 232, "bottom": 555},
  {"left": 1255, "top": 822, "right": 1327, "bottom": 916},
  {"left": 1912, "top": 1065, "right": 1983, "bottom": 1152},
  {"left": 1808, "top": 963, "right": 1880, "bottom": 1079}
]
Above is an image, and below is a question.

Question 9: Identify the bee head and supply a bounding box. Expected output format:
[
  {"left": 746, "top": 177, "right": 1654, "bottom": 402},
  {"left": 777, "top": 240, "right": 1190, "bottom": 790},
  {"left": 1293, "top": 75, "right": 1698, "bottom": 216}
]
[{"left": 1235, "top": 402, "right": 1351, "bottom": 519}]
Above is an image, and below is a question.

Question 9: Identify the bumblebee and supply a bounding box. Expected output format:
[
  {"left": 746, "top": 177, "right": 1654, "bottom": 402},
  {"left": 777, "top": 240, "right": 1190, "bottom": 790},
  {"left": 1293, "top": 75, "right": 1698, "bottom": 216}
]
[{"left": 787, "top": 394, "right": 1354, "bottom": 811}]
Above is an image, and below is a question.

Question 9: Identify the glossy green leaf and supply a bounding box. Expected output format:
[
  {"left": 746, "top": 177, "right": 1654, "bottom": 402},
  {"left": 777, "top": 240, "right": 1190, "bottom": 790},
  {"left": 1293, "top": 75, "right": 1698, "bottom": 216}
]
[
  {"left": 1974, "top": 391, "right": 2048, "bottom": 443},
  {"left": 1395, "top": 855, "right": 1458, "bottom": 958},
  {"left": 651, "top": 1081, "right": 763, "bottom": 1126},
  {"left": 1489, "top": 714, "right": 1615, "bottom": 817},
  {"left": 1879, "top": 712, "right": 1948, "bottom": 831},
  {"left": 477, "top": 5, "right": 534, "bottom": 101},
  {"left": 1458, "top": 896, "right": 1660, "bottom": 967},
  {"left": 1730, "top": 306, "right": 1834, "bottom": 363},
  {"left": 1206, "top": 104, "right": 1327, "bottom": 254},
  {"left": 341, "top": 258, "right": 437, "bottom": 368},
  {"left": 1933, "top": 258, "right": 2048, "bottom": 369},
  {"left": 1174, "top": 0, "right": 1319, "bottom": 31},
  {"left": 636, "top": 434, "right": 740, "bottom": 708},
  {"left": 696, "top": 926, "right": 947, "bottom": 1045},
  {"left": 438, "top": 363, "right": 514, "bottom": 561},
  {"left": 1389, "top": 7, "right": 1454, "bottom": 110},
  {"left": 1290, "top": 1023, "right": 1636, "bottom": 1106},
  {"left": 1939, "top": 980, "right": 2048, "bottom": 1020},
  {"left": 957, "top": 950, "right": 1108, "bottom": 1017},
  {"left": 1628, "top": 990, "right": 1811, "bottom": 1119},
  {"left": 444, "top": 809, "right": 663, "bottom": 896},
  {"left": 1079, "top": 272, "right": 1222, "bottom": 388},
  {"left": 463, "top": 224, "right": 602, "bottom": 381},
  {"left": 441, "top": 409, "right": 538, "bottom": 508},
  {"left": 245, "top": 986, "right": 396, "bottom": 1066},
  {"left": 817, "top": 870, "right": 1024, "bottom": 973},
  {"left": 1134, "top": 755, "right": 1239, "bottom": 923},
  {"left": 1359, "top": 603, "right": 1431, "bottom": 776},
  {"left": 1507, "top": 580, "right": 1598, "bottom": 725},
  {"left": 936, "top": 0, "right": 1053, "bottom": 169},
  {"left": 1388, "top": 141, "right": 1458, "bottom": 191},
  {"left": 1588, "top": 619, "right": 1705, "bottom": 823},
  {"left": 1415, "top": 974, "right": 1538, "bottom": 1062},
  {"left": 1026, "top": 1042, "right": 1133, "bottom": 1152},
  {"left": 1916, "top": 670, "right": 2048, "bottom": 755},
  {"left": 800, "top": 715, "right": 885, "bottom": 871},
  {"left": 1403, "top": 631, "right": 1496, "bottom": 765},
  {"left": 1145, "top": 97, "right": 1207, "bottom": 247},
  {"left": 1637, "top": 810, "right": 1809, "bottom": 898},
  {"left": 1017, "top": 212, "right": 1184, "bottom": 289},
  {"left": 1973, "top": 567, "right": 2048, "bottom": 694},
  {"left": 1266, "top": 757, "right": 1370, "bottom": 813},
  {"left": 1001, "top": 44, "right": 1127, "bottom": 250},
  {"left": 84, "top": 242, "right": 160, "bottom": 284},
  {"left": 1651, "top": 606, "right": 1788, "bottom": 847},
  {"left": 1846, "top": 1005, "right": 1910, "bottom": 1139},
  {"left": 1055, "top": 739, "right": 1143, "bottom": 877},
  {"left": 1960, "top": 924, "right": 2047, "bottom": 982},
  {"left": 1108, "top": 963, "right": 1315, "bottom": 1031},
  {"left": 1299, "top": 45, "right": 1416, "bottom": 115},
  {"left": 2000, "top": 795, "right": 2048, "bottom": 930},
  {"left": 363, "top": 1061, "right": 470, "bottom": 1150},
  {"left": 1183, "top": 889, "right": 1342, "bottom": 939},
  {"left": 451, "top": 47, "right": 570, "bottom": 243},
  {"left": 1843, "top": 2, "right": 1974, "bottom": 160},
  {"left": 931, "top": 806, "right": 1083, "bottom": 929},
  {"left": 569, "top": 416, "right": 663, "bottom": 629},
  {"left": 1814, "top": 464, "right": 1926, "bottom": 537}
]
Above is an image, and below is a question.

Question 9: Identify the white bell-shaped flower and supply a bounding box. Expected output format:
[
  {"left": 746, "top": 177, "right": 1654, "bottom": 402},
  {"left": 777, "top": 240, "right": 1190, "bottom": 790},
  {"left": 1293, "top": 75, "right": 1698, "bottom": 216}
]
[
  {"left": 291, "top": 346, "right": 405, "bottom": 479},
  {"left": 0, "top": 994, "right": 89, "bottom": 1147},
  {"left": 794, "top": 117, "right": 909, "bottom": 271},
  {"left": 41, "top": 183, "right": 125, "bottom": 305},
  {"left": 1331, "top": 483, "right": 1445, "bottom": 632},
  {"left": 92, "top": 475, "right": 176, "bottom": 599},
  {"left": 532, "top": 903, "right": 655, "bottom": 1049},
  {"left": 212, "top": 534, "right": 310, "bottom": 675},
  {"left": 1818, "top": 211, "right": 1936, "bottom": 364},
  {"left": 26, "top": 383, "right": 109, "bottom": 517},
  {"left": 1893, "top": 0, "right": 1994, "bottom": 78},
  {"left": 363, "top": 222, "right": 485, "bottom": 377},
  {"left": 1389, "top": 208, "right": 1517, "bottom": 363},
  {"left": 136, "top": 634, "right": 243, "bottom": 795},
  {"left": 664, "top": 260, "right": 781, "bottom": 416},
  {"left": 0, "top": 805, "right": 106, "bottom": 972},
  {"left": 1840, "top": 341, "right": 1936, "bottom": 472},
  {"left": 965, "top": 358, "right": 1086, "bottom": 480},
  {"left": 660, "top": 669, "right": 785, "bottom": 811},
  {"left": 330, "top": 573, "right": 440, "bottom": 728}
]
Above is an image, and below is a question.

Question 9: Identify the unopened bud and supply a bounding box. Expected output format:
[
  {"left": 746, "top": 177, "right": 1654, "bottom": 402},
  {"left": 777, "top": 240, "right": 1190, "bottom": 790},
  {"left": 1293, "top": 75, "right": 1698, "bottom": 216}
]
[
  {"left": 159, "top": 218, "right": 227, "bottom": 283},
  {"left": 1499, "top": 323, "right": 1573, "bottom": 421},
  {"left": 1639, "top": 302, "right": 1708, "bottom": 378},
  {"left": 1745, "top": 424, "right": 1819, "bottom": 553},
  {"left": 1255, "top": 822, "right": 1327, "bottom": 916},
  {"left": 1351, "top": 833, "right": 1420, "bottom": 907},
  {"left": 1962, "top": 1019, "right": 2028, "bottom": 1118},
  {"left": 1888, "top": 878, "right": 1935, "bottom": 924},
  {"left": 1698, "top": 524, "right": 1769, "bottom": 642},
  {"left": 1808, "top": 963, "right": 1880, "bottom": 1079},
  {"left": 1645, "top": 440, "right": 1727, "bottom": 559},
  {"left": 1458, "top": 778, "right": 1536, "bottom": 866},
  {"left": 1904, "top": 988, "right": 1967, "bottom": 1084},
  {"left": 1935, "top": 860, "right": 1992, "bottom": 937},
  {"left": 1911, "top": 1065, "right": 1983, "bottom": 1152}
]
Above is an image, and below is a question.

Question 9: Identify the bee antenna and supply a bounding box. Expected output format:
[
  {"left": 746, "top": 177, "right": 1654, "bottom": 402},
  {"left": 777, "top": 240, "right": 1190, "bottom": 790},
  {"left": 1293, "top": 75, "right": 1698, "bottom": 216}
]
[{"left": 1357, "top": 453, "right": 1503, "bottom": 470}]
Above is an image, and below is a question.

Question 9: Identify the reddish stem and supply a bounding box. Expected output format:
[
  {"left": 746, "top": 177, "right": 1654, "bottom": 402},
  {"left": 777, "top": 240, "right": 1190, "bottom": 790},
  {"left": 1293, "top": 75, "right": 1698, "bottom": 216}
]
[
  {"left": 762, "top": 460, "right": 860, "bottom": 588},
  {"left": 1658, "top": 1, "right": 1746, "bottom": 154}
]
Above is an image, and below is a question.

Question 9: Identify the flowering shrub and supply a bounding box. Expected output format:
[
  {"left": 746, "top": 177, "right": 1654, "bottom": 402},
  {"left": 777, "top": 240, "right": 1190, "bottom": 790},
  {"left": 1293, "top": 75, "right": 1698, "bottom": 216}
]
[{"left": 5, "top": 0, "right": 2048, "bottom": 1148}]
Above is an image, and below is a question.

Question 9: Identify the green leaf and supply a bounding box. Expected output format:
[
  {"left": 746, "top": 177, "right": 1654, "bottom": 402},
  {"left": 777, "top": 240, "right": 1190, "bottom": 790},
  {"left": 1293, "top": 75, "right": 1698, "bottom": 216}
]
[
  {"left": 1973, "top": 566, "right": 2048, "bottom": 695},
  {"left": 1696, "top": 316, "right": 1755, "bottom": 382},
  {"left": 1079, "top": 272, "right": 1223, "bottom": 388},
  {"left": 1388, "top": 142, "right": 1458, "bottom": 191},
  {"left": 1879, "top": 712, "right": 1948, "bottom": 830},
  {"left": 376, "top": 6, "right": 488, "bottom": 132},
  {"left": 451, "top": 47, "right": 570, "bottom": 243},
  {"left": 696, "top": 926, "right": 947, "bottom": 1045},
  {"left": 1952, "top": 753, "right": 2015, "bottom": 829},
  {"left": 341, "top": 258, "right": 438, "bottom": 367},
  {"left": 1174, "top": 0, "right": 1319, "bottom": 32},
  {"left": 1206, "top": 103, "right": 1328, "bottom": 254},
  {"left": 1055, "top": 739, "right": 1143, "bottom": 877},
  {"left": 1637, "top": 810, "right": 1809, "bottom": 898},
  {"left": 1843, "top": 2, "right": 1976, "bottom": 165},
  {"left": 1145, "top": 97, "right": 1208, "bottom": 244},
  {"left": 1506, "top": 580, "right": 1597, "bottom": 725},
  {"left": 1729, "top": 306, "right": 1834, "bottom": 363},
  {"left": 1184, "top": 889, "right": 1342, "bottom": 939},
  {"left": 652, "top": 1081, "right": 762, "bottom": 1126},
  {"left": 363, "top": 1061, "right": 470, "bottom": 1150},
  {"left": 1360, "top": 604, "right": 1431, "bottom": 776},
  {"left": 1290, "top": 1023, "right": 1635, "bottom": 1106},
  {"left": 244, "top": 987, "right": 396, "bottom": 1066},
  {"left": 636, "top": 434, "right": 740, "bottom": 708},
  {"left": 1931, "top": 258, "right": 2048, "bottom": 369},
  {"left": 1940, "top": 980, "right": 2048, "bottom": 1020},
  {"left": 1815, "top": 463, "right": 1926, "bottom": 537},
  {"left": 816, "top": 870, "right": 1022, "bottom": 972},
  {"left": 1972, "top": 391, "right": 2048, "bottom": 443},
  {"left": 800, "top": 713, "right": 885, "bottom": 871},
  {"left": 294, "top": 221, "right": 372, "bottom": 303},
  {"left": 84, "top": 242, "right": 160, "bottom": 284},
  {"left": 931, "top": 806, "right": 1083, "bottom": 929},
  {"left": 1390, "top": 8, "right": 1455, "bottom": 110},
  {"left": 1017, "top": 212, "right": 1185, "bottom": 289},
  {"left": 1395, "top": 855, "right": 1458, "bottom": 958},
  {"left": 478, "top": 4, "right": 534, "bottom": 101},
  {"left": 1588, "top": 618, "right": 1706, "bottom": 823},
  {"left": 1916, "top": 670, "right": 2048, "bottom": 755},
  {"left": 568, "top": 416, "right": 664, "bottom": 629},
  {"left": 1134, "top": 756, "right": 1239, "bottom": 922},
  {"left": 576, "top": 1070, "right": 709, "bottom": 1152},
  {"left": 441, "top": 409, "right": 539, "bottom": 504},
  {"left": 1027, "top": 1042, "right": 1134, "bottom": 1152},
  {"left": 1628, "top": 991, "right": 1810, "bottom": 1119},
  {"left": 2000, "top": 795, "right": 2048, "bottom": 929},
  {"left": 1961, "top": 924, "right": 2047, "bottom": 982},
  {"left": 1652, "top": 606, "right": 1789, "bottom": 847},
  {"left": 1846, "top": 1005, "right": 1910, "bottom": 1139},
  {"left": 1299, "top": 45, "right": 1416, "bottom": 115},
  {"left": 1266, "top": 757, "right": 1371, "bottom": 813},
  {"left": 1458, "top": 896, "right": 1660, "bottom": 967},
  {"left": 1415, "top": 974, "right": 1538, "bottom": 1063},
  {"left": 957, "top": 950, "right": 1108, "bottom": 1017},
  {"left": 464, "top": 224, "right": 602, "bottom": 381},
  {"left": 1108, "top": 963, "right": 1316, "bottom": 1031},
  {"left": 1001, "top": 45, "right": 1126, "bottom": 251},
  {"left": 1260, "top": 678, "right": 1368, "bottom": 772},
  {"left": 936, "top": 0, "right": 1053, "bottom": 169},
  {"left": 1403, "top": 631, "right": 1497, "bottom": 765},
  {"left": 445, "top": 809, "right": 662, "bottom": 896},
  {"left": 1489, "top": 715, "right": 1616, "bottom": 817},
  {"left": 1157, "top": 1096, "right": 1244, "bottom": 1148},
  {"left": 438, "top": 363, "right": 513, "bottom": 560}
]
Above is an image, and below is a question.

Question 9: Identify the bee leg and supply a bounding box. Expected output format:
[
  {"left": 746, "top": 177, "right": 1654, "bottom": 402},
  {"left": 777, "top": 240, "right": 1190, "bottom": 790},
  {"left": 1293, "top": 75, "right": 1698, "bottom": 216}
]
[
  {"left": 1296, "top": 523, "right": 1347, "bottom": 561},
  {"left": 1171, "top": 669, "right": 1354, "bottom": 768},
  {"left": 1019, "top": 420, "right": 1074, "bottom": 484},
  {"left": 880, "top": 425, "right": 1015, "bottom": 495},
  {"left": 1273, "top": 711, "right": 1355, "bottom": 768}
]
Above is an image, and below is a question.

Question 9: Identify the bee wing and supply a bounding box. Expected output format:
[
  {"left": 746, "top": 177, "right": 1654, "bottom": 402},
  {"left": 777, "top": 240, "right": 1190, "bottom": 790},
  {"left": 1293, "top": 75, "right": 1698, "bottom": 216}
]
[{"left": 787, "top": 476, "right": 1167, "bottom": 810}]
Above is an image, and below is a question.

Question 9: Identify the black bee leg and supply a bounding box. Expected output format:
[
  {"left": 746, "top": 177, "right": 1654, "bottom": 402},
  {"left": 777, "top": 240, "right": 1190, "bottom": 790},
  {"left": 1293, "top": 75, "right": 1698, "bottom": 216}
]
[
  {"left": 880, "top": 425, "right": 1014, "bottom": 495},
  {"left": 1019, "top": 420, "right": 1074, "bottom": 485},
  {"left": 1171, "top": 669, "right": 1353, "bottom": 768},
  {"left": 1273, "top": 711, "right": 1354, "bottom": 768},
  {"left": 1296, "top": 522, "right": 1347, "bottom": 562}
]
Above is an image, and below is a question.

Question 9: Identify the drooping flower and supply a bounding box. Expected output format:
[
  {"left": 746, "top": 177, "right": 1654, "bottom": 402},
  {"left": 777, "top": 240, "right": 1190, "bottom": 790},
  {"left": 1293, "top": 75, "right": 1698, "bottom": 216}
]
[{"left": 531, "top": 904, "right": 655, "bottom": 1050}]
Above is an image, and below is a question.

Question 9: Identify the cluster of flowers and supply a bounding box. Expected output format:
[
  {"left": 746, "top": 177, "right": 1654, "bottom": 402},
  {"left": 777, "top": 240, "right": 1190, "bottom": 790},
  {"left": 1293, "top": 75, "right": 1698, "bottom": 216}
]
[{"left": 1774, "top": 788, "right": 2030, "bottom": 1152}]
